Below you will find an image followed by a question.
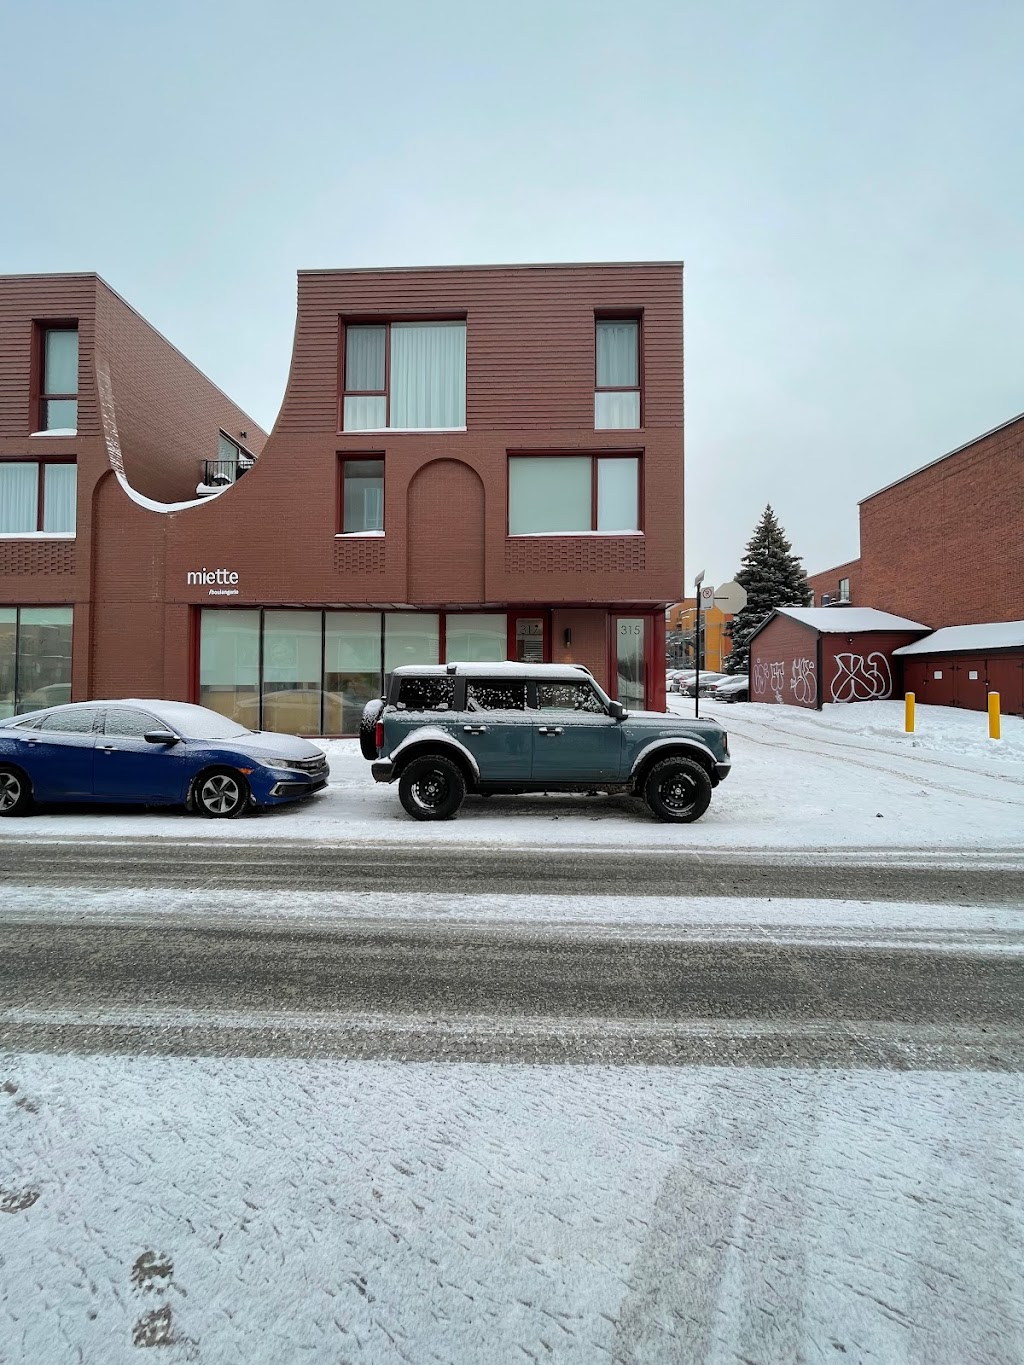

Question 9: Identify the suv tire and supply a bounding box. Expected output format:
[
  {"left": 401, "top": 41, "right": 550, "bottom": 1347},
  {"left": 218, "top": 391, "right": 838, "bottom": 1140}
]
[
  {"left": 398, "top": 754, "right": 466, "bottom": 821},
  {"left": 643, "top": 756, "right": 712, "bottom": 824},
  {"left": 360, "top": 699, "right": 385, "bottom": 761}
]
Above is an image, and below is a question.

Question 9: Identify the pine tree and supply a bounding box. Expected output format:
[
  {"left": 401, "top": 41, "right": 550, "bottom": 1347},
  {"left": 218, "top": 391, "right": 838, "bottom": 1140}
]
[{"left": 724, "top": 505, "right": 812, "bottom": 674}]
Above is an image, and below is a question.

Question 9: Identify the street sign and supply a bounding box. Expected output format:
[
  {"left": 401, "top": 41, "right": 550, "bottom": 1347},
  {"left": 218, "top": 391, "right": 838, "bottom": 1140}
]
[
  {"left": 714, "top": 579, "right": 747, "bottom": 614},
  {"left": 698, "top": 584, "right": 716, "bottom": 611}
]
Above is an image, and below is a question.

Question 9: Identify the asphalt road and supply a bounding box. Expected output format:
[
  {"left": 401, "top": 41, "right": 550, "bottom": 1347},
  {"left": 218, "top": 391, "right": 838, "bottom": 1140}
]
[
  {"left": 1, "top": 835, "right": 1022, "bottom": 1066},
  {"left": 2, "top": 836, "right": 1023, "bottom": 902}
]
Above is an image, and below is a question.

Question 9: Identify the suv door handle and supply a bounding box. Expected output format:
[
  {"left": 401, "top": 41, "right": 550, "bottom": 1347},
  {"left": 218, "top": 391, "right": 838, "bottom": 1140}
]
[
  {"left": 537, "top": 726, "right": 563, "bottom": 736},
  {"left": 463, "top": 725, "right": 488, "bottom": 735}
]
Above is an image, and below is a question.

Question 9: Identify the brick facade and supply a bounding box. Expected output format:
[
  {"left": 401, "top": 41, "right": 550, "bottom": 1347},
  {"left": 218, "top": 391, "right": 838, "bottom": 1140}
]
[{"left": 807, "top": 558, "right": 861, "bottom": 607}]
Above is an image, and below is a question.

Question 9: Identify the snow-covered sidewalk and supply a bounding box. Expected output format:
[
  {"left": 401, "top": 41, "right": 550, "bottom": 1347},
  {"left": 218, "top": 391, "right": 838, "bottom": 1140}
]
[
  {"left": 5, "top": 699, "right": 1023, "bottom": 850},
  {"left": 2, "top": 1054, "right": 1022, "bottom": 1363}
]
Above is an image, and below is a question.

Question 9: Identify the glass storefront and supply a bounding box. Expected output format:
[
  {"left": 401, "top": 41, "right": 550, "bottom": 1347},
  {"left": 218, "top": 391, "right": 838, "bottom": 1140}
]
[
  {"left": 198, "top": 609, "right": 508, "bottom": 735},
  {"left": 0, "top": 606, "right": 73, "bottom": 718}
]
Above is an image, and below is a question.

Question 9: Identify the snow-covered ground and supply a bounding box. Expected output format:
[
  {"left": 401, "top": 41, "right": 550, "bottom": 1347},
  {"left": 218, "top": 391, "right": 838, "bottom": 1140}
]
[
  {"left": 6, "top": 699, "right": 1023, "bottom": 849},
  {"left": 2, "top": 1055, "right": 1021, "bottom": 1363}
]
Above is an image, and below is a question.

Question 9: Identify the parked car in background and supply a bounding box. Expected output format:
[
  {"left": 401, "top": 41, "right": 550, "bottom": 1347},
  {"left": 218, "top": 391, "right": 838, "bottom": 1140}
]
[
  {"left": 678, "top": 672, "right": 728, "bottom": 697},
  {"left": 0, "top": 700, "right": 329, "bottom": 818},
  {"left": 707, "top": 674, "right": 750, "bottom": 703},
  {"left": 362, "top": 662, "right": 731, "bottom": 824},
  {"left": 667, "top": 670, "right": 697, "bottom": 693}
]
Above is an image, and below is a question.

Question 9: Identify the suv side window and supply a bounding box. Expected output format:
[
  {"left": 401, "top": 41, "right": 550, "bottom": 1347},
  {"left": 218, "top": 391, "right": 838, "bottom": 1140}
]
[
  {"left": 536, "top": 682, "right": 605, "bottom": 714},
  {"left": 466, "top": 680, "right": 528, "bottom": 712},
  {"left": 395, "top": 677, "right": 455, "bottom": 712}
]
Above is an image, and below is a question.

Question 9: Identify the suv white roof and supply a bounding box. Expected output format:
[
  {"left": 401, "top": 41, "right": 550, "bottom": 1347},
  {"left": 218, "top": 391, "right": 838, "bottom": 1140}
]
[{"left": 390, "top": 662, "right": 595, "bottom": 680}]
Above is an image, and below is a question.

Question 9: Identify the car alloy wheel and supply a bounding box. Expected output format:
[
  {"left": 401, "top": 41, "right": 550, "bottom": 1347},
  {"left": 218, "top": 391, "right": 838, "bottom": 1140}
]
[
  {"left": 0, "top": 770, "right": 24, "bottom": 813},
  {"left": 195, "top": 769, "right": 248, "bottom": 819}
]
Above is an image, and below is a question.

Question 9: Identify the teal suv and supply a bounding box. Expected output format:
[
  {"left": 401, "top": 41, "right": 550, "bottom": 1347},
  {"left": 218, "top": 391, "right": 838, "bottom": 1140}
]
[{"left": 362, "top": 663, "right": 731, "bottom": 823}]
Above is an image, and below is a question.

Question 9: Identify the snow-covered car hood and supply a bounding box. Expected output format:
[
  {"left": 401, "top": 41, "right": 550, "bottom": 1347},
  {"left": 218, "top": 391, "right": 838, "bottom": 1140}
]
[{"left": 198, "top": 732, "right": 327, "bottom": 762}]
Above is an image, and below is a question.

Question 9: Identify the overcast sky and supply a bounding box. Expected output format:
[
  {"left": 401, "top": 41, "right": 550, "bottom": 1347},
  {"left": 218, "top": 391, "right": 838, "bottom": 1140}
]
[{"left": 3, "top": 0, "right": 1022, "bottom": 588}]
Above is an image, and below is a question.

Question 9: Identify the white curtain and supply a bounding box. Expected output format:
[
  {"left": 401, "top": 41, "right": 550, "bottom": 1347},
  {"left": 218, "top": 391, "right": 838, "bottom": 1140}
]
[
  {"left": 596, "top": 321, "right": 638, "bottom": 387},
  {"left": 390, "top": 322, "right": 466, "bottom": 428},
  {"left": 45, "top": 330, "right": 78, "bottom": 394},
  {"left": 509, "top": 457, "right": 590, "bottom": 535},
  {"left": 597, "top": 457, "right": 639, "bottom": 531},
  {"left": 43, "top": 464, "right": 77, "bottom": 533},
  {"left": 345, "top": 326, "right": 386, "bottom": 391},
  {"left": 343, "top": 395, "right": 386, "bottom": 431},
  {"left": 0, "top": 463, "right": 38, "bottom": 534}
]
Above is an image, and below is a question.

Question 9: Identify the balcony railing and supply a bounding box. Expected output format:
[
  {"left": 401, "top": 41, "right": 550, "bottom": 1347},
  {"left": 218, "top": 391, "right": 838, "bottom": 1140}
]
[{"left": 200, "top": 456, "right": 256, "bottom": 488}]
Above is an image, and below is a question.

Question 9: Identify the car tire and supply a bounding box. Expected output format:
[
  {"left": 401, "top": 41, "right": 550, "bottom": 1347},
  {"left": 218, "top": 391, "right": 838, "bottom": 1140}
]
[
  {"left": 0, "top": 765, "right": 32, "bottom": 817},
  {"left": 193, "top": 767, "right": 250, "bottom": 819},
  {"left": 643, "top": 756, "right": 712, "bottom": 824},
  {"left": 360, "top": 699, "right": 385, "bottom": 761},
  {"left": 398, "top": 754, "right": 466, "bottom": 821}
]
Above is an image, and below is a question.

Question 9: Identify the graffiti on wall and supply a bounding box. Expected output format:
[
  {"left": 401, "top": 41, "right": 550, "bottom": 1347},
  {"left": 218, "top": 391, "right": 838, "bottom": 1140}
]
[
  {"left": 831, "top": 652, "right": 893, "bottom": 702},
  {"left": 790, "top": 657, "right": 817, "bottom": 705},
  {"left": 753, "top": 658, "right": 816, "bottom": 704}
]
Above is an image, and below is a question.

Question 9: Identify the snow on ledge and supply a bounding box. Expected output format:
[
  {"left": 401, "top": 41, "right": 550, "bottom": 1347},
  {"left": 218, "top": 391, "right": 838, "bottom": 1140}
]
[
  {"left": 29, "top": 428, "right": 77, "bottom": 437},
  {"left": 894, "top": 621, "right": 1024, "bottom": 655},
  {"left": 335, "top": 531, "right": 385, "bottom": 538},
  {"left": 508, "top": 530, "right": 645, "bottom": 538},
  {"left": 0, "top": 532, "right": 75, "bottom": 540}
]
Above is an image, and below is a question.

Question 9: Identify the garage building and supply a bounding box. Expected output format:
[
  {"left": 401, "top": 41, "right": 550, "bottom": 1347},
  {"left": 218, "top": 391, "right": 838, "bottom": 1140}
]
[
  {"left": 749, "top": 607, "right": 928, "bottom": 709},
  {"left": 894, "top": 622, "right": 1024, "bottom": 717}
]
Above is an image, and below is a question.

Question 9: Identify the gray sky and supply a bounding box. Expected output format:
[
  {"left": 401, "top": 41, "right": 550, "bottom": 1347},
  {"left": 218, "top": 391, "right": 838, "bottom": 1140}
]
[{"left": 3, "top": 0, "right": 1022, "bottom": 589}]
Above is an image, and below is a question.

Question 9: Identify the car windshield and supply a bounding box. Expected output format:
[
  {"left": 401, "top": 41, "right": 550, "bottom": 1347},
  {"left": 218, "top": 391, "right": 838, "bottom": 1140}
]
[{"left": 149, "top": 704, "right": 254, "bottom": 740}]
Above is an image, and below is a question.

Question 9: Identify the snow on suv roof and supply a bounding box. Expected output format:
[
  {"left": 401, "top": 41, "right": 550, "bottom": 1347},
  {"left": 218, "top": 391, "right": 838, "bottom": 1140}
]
[{"left": 389, "top": 662, "right": 594, "bottom": 679}]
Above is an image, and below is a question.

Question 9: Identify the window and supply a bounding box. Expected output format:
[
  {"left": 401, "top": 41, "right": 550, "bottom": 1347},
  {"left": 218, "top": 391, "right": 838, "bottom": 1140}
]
[
  {"left": 0, "top": 606, "right": 74, "bottom": 718},
  {"left": 340, "top": 458, "right": 384, "bottom": 533},
  {"left": 838, "top": 577, "right": 851, "bottom": 602},
  {"left": 395, "top": 676, "right": 455, "bottom": 711},
  {"left": 508, "top": 455, "right": 640, "bottom": 535},
  {"left": 536, "top": 681, "right": 604, "bottom": 714},
  {"left": 595, "top": 319, "right": 640, "bottom": 429},
  {"left": 343, "top": 321, "right": 466, "bottom": 431},
  {"left": 444, "top": 614, "right": 507, "bottom": 663},
  {"left": 39, "top": 327, "right": 79, "bottom": 432},
  {"left": 0, "top": 461, "right": 77, "bottom": 535},
  {"left": 39, "top": 709, "right": 95, "bottom": 734},
  {"left": 466, "top": 680, "right": 528, "bottom": 712},
  {"left": 103, "top": 707, "right": 160, "bottom": 738}
]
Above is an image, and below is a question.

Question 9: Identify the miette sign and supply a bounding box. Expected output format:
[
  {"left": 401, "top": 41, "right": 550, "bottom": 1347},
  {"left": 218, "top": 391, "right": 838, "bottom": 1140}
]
[{"left": 187, "top": 568, "right": 240, "bottom": 597}]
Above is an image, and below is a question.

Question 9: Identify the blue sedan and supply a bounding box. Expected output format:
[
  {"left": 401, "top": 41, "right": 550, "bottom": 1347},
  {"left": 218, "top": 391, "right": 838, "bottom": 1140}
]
[{"left": 0, "top": 699, "right": 329, "bottom": 818}]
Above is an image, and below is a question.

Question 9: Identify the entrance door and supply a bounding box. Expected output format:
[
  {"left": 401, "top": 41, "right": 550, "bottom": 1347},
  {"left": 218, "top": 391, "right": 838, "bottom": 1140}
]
[
  {"left": 613, "top": 616, "right": 648, "bottom": 710},
  {"left": 509, "top": 614, "right": 547, "bottom": 664}
]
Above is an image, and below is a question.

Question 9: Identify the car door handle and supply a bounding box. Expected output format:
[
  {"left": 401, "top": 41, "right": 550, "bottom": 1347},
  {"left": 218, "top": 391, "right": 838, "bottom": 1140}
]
[
  {"left": 463, "top": 725, "right": 488, "bottom": 735},
  {"left": 97, "top": 743, "right": 118, "bottom": 752},
  {"left": 537, "top": 726, "right": 564, "bottom": 736}
]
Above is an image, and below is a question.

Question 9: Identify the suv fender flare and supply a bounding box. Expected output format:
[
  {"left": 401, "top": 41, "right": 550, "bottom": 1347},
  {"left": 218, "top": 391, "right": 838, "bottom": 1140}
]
[
  {"left": 629, "top": 738, "right": 720, "bottom": 785},
  {"left": 389, "top": 727, "right": 481, "bottom": 782}
]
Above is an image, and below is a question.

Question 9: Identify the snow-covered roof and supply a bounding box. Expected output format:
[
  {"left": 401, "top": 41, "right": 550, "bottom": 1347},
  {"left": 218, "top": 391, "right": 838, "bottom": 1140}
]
[
  {"left": 776, "top": 607, "right": 930, "bottom": 634},
  {"left": 893, "top": 621, "right": 1024, "bottom": 656},
  {"left": 390, "top": 662, "right": 594, "bottom": 679}
]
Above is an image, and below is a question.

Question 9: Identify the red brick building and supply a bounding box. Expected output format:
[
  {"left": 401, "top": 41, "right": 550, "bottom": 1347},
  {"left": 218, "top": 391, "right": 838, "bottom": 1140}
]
[
  {"left": 1, "top": 263, "right": 684, "bottom": 733},
  {"left": 809, "top": 411, "right": 1024, "bottom": 624}
]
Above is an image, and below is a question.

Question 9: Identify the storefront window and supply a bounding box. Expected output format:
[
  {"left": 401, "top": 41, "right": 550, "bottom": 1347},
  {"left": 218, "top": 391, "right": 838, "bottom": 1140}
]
[
  {"left": 262, "top": 611, "right": 323, "bottom": 734},
  {"left": 324, "top": 612, "right": 383, "bottom": 736},
  {"left": 199, "top": 610, "right": 260, "bottom": 725},
  {"left": 0, "top": 607, "right": 73, "bottom": 718},
  {"left": 384, "top": 613, "right": 439, "bottom": 673},
  {"left": 445, "top": 613, "right": 507, "bottom": 663}
]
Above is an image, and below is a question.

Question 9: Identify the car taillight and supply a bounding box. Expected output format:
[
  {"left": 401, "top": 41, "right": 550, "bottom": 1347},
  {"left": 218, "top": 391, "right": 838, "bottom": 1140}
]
[{"left": 374, "top": 720, "right": 384, "bottom": 752}]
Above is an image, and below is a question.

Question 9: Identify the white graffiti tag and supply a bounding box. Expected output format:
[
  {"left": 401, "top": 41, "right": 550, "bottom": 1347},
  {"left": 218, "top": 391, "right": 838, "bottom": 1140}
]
[
  {"left": 790, "top": 657, "right": 817, "bottom": 705},
  {"left": 831, "top": 652, "right": 893, "bottom": 702},
  {"left": 753, "top": 660, "right": 786, "bottom": 702}
]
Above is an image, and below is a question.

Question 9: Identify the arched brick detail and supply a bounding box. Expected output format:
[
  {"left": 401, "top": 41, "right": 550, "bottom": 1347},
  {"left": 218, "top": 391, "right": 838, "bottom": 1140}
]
[{"left": 407, "top": 459, "right": 485, "bottom": 603}]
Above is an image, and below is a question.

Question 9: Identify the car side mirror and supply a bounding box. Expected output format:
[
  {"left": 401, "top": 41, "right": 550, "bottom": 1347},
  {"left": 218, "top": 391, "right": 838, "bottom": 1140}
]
[
  {"left": 143, "top": 730, "right": 179, "bottom": 745},
  {"left": 607, "top": 701, "right": 626, "bottom": 722}
]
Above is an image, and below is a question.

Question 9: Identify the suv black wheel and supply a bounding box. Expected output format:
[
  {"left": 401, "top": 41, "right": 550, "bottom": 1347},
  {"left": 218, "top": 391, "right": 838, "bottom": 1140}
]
[
  {"left": 643, "top": 756, "right": 712, "bottom": 824},
  {"left": 194, "top": 767, "right": 250, "bottom": 819},
  {"left": 360, "top": 699, "right": 385, "bottom": 761},
  {"left": 0, "top": 765, "right": 32, "bottom": 817},
  {"left": 398, "top": 754, "right": 466, "bottom": 821}
]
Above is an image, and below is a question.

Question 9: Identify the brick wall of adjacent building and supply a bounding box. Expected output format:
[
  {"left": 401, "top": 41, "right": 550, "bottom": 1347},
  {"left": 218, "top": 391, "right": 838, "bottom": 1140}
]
[{"left": 807, "top": 558, "right": 862, "bottom": 606}]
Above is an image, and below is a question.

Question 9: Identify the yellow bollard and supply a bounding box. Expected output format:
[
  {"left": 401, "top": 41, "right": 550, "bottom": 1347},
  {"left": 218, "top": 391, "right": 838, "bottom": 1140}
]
[
  {"left": 989, "top": 692, "right": 1001, "bottom": 741},
  {"left": 905, "top": 692, "right": 915, "bottom": 733}
]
